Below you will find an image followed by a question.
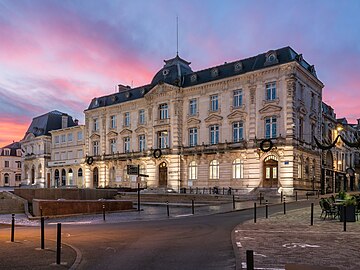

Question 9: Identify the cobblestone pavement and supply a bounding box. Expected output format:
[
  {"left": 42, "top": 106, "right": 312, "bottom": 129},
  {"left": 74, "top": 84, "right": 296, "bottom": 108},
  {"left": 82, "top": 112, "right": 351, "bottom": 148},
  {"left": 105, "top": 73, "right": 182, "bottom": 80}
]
[{"left": 234, "top": 201, "right": 360, "bottom": 270}]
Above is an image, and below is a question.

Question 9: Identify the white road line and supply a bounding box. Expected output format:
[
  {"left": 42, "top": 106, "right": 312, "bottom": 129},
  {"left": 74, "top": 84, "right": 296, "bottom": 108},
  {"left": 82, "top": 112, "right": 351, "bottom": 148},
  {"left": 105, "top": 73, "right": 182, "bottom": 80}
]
[
  {"left": 235, "top": 229, "right": 359, "bottom": 235},
  {"left": 241, "top": 263, "right": 284, "bottom": 270},
  {"left": 173, "top": 214, "right": 194, "bottom": 218},
  {"left": 48, "top": 221, "right": 92, "bottom": 225}
]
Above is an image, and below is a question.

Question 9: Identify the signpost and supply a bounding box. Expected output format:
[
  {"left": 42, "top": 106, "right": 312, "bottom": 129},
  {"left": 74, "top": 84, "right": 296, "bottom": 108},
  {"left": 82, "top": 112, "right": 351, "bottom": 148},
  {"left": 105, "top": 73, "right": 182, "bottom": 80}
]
[{"left": 127, "top": 165, "right": 149, "bottom": 211}]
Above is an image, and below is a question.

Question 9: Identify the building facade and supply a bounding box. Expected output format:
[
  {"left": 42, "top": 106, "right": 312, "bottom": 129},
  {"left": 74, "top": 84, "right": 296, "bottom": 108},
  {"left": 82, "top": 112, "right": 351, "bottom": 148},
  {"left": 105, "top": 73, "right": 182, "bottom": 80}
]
[
  {"left": 21, "top": 110, "right": 77, "bottom": 187},
  {"left": 82, "top": 47, "right": 324, "bottom": 194},
  {"left": 0, "top": 142, "right": 22, "bottom": 187},
  {"left": 48, "top": 125, "right": 85, "bottom": 187}
]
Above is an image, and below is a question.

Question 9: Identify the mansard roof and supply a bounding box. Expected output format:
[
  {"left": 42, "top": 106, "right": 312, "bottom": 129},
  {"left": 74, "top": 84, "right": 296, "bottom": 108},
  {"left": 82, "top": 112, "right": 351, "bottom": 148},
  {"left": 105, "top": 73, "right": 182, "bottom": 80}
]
[
  {"left": 87, "top": 46, "right": 319, "bottom": 111},
  {"left": 0, "top": 141, "right": 21, "bottom": 156},
  {"left": 24, "top": 110, "right": 77, "bottom": 138}
]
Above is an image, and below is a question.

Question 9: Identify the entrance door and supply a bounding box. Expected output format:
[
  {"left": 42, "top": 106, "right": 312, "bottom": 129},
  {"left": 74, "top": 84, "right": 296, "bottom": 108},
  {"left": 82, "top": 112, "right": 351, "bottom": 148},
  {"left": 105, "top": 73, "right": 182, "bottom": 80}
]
[
  {"left": 93, "top": 167, "right": 99, "bottom": 188},
  {"left": 263, "top": 156, "right": 278, "bottom": 188},
  {"left": 159, "top": 162, "right": 168, "bottom": 187}
]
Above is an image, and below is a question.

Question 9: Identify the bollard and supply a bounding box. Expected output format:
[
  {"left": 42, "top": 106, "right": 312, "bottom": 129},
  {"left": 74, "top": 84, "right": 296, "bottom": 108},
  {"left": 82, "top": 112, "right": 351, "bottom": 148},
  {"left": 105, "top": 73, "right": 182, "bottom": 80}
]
[
  {"left": 259, "top": 192, "right": 263, "bottom": 205},
  {"left": 281, "top": 191, "right": 283, "bottom": 202},
  {"left": 191, "top": 200, "right": 195, "bottom": 215},
  {"left": 40, "top": 207, "right": 43, "bottom": 218},
  {"left": 254, "top": 203, "right": 257, "bottom": 223},
  {"left": 295, "top": 191, "right": 298, "bottom": 202},
  {"left": 41, "top": 217, "right": 45, "bottom": 249},
  {"left": 343, "top": 206, "right": 347, "bottom": 232},
  {"left": 11, "top": 214, "right": 15, "bottom": 242},
  {"left": 190, "top": 187, "right": 192, "bottom": 194},
  {"left": 56, "top": 223, "right": 61, "bottom": 265},
  {"left": 196, "top": 187, "right": 198, "bottom": 194},
  {"left": 265, "top": 200, "right": 268, "bottom": 219},
  {"left": 310, "top": 203, "right": 314, "bottom": 226},
  {"left": 209, "top": 187, "right": 211, "bottom": 194},
  {"left": 203, "top": 187, "right": 205, "bottom": 194},
  {"left": 317, "top": 190, "right": 320, "bottom": 198},
  {"left": 306, "top": 193, "right": 309, "bottom": 200},
  {"left": 102, "top": 204, "right": 106, "bottom": 221},
  {"left": 246, "top": 250, "right": 254, "bottom": 270},
  {"left": 283, "top": 197, "right": 286, "bottom": 215},
  {"left": 166, "top": 201, "right": 170, "bottom": 217},
  {"left": 233, "top": 195, "right": 236, "bottom": 210},
  {"left": 137, "top": 183, "right": 141, "bottom": 211}
]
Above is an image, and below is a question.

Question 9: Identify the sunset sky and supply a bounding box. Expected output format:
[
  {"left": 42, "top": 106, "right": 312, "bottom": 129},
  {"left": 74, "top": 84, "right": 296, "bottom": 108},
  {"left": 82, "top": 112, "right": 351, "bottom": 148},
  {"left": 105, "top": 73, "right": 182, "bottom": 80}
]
[{"left": 1, "top": 0, "right": 360, "bottom": 146}]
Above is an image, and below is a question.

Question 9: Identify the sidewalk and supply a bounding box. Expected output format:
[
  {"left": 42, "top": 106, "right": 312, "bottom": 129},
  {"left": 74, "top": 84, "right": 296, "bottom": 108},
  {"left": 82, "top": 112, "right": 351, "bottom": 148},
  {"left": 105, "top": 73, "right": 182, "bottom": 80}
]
[{"left": 234, "top": 201, "right": 360, "bottom": 270}]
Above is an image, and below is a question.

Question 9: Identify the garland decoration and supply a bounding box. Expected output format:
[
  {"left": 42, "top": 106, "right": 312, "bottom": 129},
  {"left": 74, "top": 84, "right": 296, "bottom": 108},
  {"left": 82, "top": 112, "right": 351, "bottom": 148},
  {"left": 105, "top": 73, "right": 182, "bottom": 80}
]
[
  {"left": 153, "top": 149, "right": 162, "bottom": 159},
  {"left": 339, "top": 135, "right": 360, "bottom": 148},
  {"left": 86, "top": 156, "right": 94, "bottom": 165},
  {"left": 314, "top": 135, "right": 340, "bottom": 150},
  {"left": 260, "top": 139, "right": 273, "bottom": 152}
]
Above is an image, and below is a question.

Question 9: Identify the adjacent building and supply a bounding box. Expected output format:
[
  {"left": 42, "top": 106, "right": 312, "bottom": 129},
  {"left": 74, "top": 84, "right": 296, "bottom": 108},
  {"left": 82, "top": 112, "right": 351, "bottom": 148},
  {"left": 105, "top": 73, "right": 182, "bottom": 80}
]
[{"left": 0, "top": 142, "right": 22, "bottom": 187}]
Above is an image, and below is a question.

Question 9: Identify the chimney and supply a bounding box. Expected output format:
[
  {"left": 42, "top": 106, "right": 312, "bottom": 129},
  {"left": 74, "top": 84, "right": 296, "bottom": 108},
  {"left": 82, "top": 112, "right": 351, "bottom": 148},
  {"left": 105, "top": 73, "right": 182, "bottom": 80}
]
[
  {"left": 118, "top": 84, "right": 131, "bottom": 92},
  {"left": 61, "top": 114, "right": 68, "bottom": 129},
  {"left": 357, "top": 119, "right": 360, "bottom": 126}
]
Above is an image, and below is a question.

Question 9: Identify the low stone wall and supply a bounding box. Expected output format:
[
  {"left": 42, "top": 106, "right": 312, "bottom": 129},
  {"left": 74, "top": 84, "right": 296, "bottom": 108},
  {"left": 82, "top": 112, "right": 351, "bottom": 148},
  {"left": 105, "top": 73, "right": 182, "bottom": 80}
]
[
  {"left": 14, "top": 188, "right": 118, "bottom": 202},
  {"left": 32, "top": 199, "right": 133, "bottom": 217},
  {"left": 0, "top": 192, "right": 25, "bottom": 214}
]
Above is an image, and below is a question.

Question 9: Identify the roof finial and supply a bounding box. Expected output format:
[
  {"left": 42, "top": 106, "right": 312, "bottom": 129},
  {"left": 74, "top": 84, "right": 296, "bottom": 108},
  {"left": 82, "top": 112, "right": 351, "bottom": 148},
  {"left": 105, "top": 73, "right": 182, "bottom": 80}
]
[{"left": 176, "top": 16, "right": 179, "bottom": 57}]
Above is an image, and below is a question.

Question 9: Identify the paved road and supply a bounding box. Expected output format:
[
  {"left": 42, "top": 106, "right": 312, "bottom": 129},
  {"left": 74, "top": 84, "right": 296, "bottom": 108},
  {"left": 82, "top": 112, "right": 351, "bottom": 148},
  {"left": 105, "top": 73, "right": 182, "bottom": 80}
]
[{"left": 7, "top": 200, "right": 311, "bottom": 270}]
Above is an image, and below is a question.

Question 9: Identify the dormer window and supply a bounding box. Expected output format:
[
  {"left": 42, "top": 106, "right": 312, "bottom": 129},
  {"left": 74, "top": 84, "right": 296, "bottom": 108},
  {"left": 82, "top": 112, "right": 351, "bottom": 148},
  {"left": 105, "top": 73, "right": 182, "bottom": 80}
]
[
  {"left": 3, "top": 149, "right": 10, "bottom": 156},
  {"left": 190, "top": 74, "right": 197, "bottom": 83},
  {"left": 264, "top": 50, "right": 279, "bottom": 66},
  {"left": 94, "top": 98, "right": 99, "bottom": 107},
  {"left": 211, "top": 68, "right": 218, "bottom": 77},
  {"left": 234, "top": 62, "right": 243, "bottom": 72},
  {"left": 162, "top": 69, "right": 169, "bottom": 76}
]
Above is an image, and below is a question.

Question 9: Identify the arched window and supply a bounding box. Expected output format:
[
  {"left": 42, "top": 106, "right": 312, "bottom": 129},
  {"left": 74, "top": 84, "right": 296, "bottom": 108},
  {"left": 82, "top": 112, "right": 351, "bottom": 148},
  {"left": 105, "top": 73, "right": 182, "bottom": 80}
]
[
  {"left": 298, "top": 157, "right": 303, "bottom": 179},
  {"left": 209, "top": 160, "right": 219, "bottom": 179},
  {"left": 110, "top": 167, "right": 116, "bottom": 184},
  {"left": 188, "top": 161, "right": 198, "bottom": 180},
  {"left": 61, "top": 169, "right": 66, "bottom": 186},
  {"left": 232, "top": 158, "right": 244, "bottom": 179},
  {"left": 68, "top": 169, "right": 73, "bottom": 185},
  {"left": 38, "top": 164, "right": 42, "bottom": 178},
  {"left": 4, "top": 173, "right": 9, "bottom": 185},
  {"left": 77, "top": 168, "right": 83, "bottom": 187}
]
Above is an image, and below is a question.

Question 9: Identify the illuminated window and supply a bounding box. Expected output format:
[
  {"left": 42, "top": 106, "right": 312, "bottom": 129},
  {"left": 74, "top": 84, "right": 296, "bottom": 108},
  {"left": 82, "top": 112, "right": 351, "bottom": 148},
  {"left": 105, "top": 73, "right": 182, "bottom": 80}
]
[
  {"left": 188, "top": 161, "right": 198, "bottom": 183},
  {"left": 209, "top": 160, "right": 219, "bottom": 179},
  {"left": 232, "top": 159, "right": 244, "bottom": 179}
]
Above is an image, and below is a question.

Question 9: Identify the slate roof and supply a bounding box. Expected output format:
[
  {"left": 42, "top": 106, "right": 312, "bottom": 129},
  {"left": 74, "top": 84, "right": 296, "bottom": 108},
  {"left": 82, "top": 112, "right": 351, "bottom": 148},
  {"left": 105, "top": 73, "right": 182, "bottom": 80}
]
[
  {"left": 24, "top": 110, "right": 77, "bottom": 138},
  {"left": 0, "top": 141, "right": 21, "bottom": 156},
  {"left": 87, "top": 46, "right": 319, "bottom": 111}
]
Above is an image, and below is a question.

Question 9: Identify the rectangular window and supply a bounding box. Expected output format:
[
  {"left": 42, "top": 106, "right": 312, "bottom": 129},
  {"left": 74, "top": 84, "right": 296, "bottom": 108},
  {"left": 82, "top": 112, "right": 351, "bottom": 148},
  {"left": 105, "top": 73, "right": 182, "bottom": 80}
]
[
  {"left": 232, "top": 121, "right": 244, "bottom": 142},
  {"left": 93, "top": 141, "right": 99, "bottom": 156},
  {"left": 266, "top": 82, "right": 276, "bottom": 101},
  {"left": 4, "top": 161, "right": 9, "bottom": 167},
  {"left": 110, "top": 138, "right": 117, "bottom": 154},
  {"left": 61, "top": 134, "right": 66, "bottom": 143},
  {"left": 124, "top": 137, "right": 130, "bottom": 153},
  {"left": 189, "top": 99, "right": 197, "bottom": 115},
  {"left": 158, "top": 131, "right": 169, "bottom": 149},
  {"left": 55, "top": 135, "right": 60, "bottom": 144},
  {"left": 139, "top": 134, "right": 146, "bottom": 151},
  {"left": 3, "top": 149, "right": 10, "bottom": 155},
  {"left": 77, "top": 131, "right": 83, "bottom": 141},
  {"left": 17, "top": 161, "right": 21, "bottom": 169},
  {"left": 67, "top": 133, "right": 73, "bottom": 142},
  {"left": 77, "top": 150, "right": 83, "bottom": 158},
  {"left": 93, "top": 118, "right": 99, "bottom": 131},
  {"left": 124, "top": 112, "right": 130, "bottom": 127},
  {"left": 189, "top": 128, "right": 198, "bottom": 147},
  {"left": 15, "top": 174, "right": 21, "bottom": 181},
  {"left": 209, "top": 125, "right": 219, "bottom": 145},
  {"left": 110, "top": 115, "right": 117, "bottom": 129},
  {"left": 233, "top": 90, "right": 243, "bottom": 107},
  {"left": 159, "top": 104, "right": 169, "bottom": 120},
  {"left": 265, "top": 116, "right": 277, "bottom": 139},
  {"left": 68, "top": 151, "right": 73, "bottom": 159},
  {"left": 139, "top": 109, "right": 145, "bottom": 125},
  {"left": 210, "top": 95, "right": 219, "bottom": 111}
]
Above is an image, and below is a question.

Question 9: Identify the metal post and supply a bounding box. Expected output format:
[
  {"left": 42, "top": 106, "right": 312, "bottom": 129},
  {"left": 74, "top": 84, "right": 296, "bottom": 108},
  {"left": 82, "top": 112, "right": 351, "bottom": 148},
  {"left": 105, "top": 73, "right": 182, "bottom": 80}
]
[
  {"left": 166, "top": 201, "right": 169, "bottom": 217},
  {"left": 41, "top": 217, "right": 45, "bottom": 249},
  {"left": 11, "top": 214, "right": 15, "bottom": 242},
  {"left": 295, "top": 191, "right": 298, "bottom": 202},
  {"left": 40, "top": 207, "right": 43, "bottom": 218},
  {"left": 223, "top": 187, "right": 225, "bottom": 195},
  {"left": 343, "top": 206, "right": 347, "bottom": 232},
  {"left": 254, "top": 203, "right": 257, "bottom": 223},
  {"left": 137, "top": 183, "right": 140, "bottom": 211},
  {"left": 209, "top": 187, "right": 211, "bottom": 194},
  {"left": 196, "top": 187, "right": 198, "bottom": 194},
  {"left": 310, "top": 203, "right": 314, "bottom": 226},
  {"left": 265, "top": 200, "right": 268, "bottom": 219},
  {"left": 203, "top": 187, "right": 205, "bottom": 194},
  {"left": 259, "top": 192, "right": 263, "bottom": 205},
  {"left": 56, "top": 223, "right": 61, "bottom": 265},
  {"left": 246, "top": 250, "right": 254, "bottom": 270},
  {"left": 102, "top": 204, "right": 105, "bottom": 221},
  {"left": 283, "top": 197, "right": 286, "bottom": 215},
  {"left": 191, "top": 200, "right": 195, "bottom": 215},
  {"left": 306, "top": 193, "right": 309, "bottom": 200},
  {"left": 281, "top": 191, "right": 283, "bottom": 202},
  {"left": 233, "top": 195, "right": 236, "bottom": 210},
  {"left": 317, "top": 190, "right": 320, "bottom": 198}
]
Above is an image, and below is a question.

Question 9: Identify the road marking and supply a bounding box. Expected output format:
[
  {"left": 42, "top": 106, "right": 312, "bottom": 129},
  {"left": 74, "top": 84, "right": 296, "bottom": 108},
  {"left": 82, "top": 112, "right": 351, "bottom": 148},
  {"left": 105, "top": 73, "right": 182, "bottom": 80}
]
[
  {"left": 105, "top": 247, "right": 116, "bottom": 253},
  {"left": 236, "top": 241, "right": 242, "bottom": 247},
  {"left": 254, "top": 252, "right": 267, "bottom": 257},
  {"left": 241, "top": 262, "right": 284, "bottom": 270},
  {"left": 282, "top": 243, "right": 320, "bottom": 249},
  {"left": 48, "top": 221, "right": 92, "bottom": 225},
  {"left": 235, "top": 229, "right": 356, "bottom": 235},
  {"left": 174, "top": 214, "right": 193, "bottom": 218}
]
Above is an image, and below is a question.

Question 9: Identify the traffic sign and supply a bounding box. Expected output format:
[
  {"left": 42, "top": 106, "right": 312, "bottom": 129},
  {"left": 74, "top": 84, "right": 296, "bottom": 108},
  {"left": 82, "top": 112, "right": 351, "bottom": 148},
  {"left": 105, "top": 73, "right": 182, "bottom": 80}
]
[{"left": 127, "top": 165, "right": 139, "bottom": 175}]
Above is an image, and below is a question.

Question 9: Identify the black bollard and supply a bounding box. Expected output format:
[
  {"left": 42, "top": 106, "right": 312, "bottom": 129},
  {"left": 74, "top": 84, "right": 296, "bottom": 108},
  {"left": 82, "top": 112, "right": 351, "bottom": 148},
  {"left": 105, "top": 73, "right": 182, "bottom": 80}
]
[
  {"left": 254, "top": 203, "right": 257, "bottom": 223},
  {"left": 246, "top": 250, "right": 254, "bottom": 270},
  {"left": 233, "top": 195, "right": 236, "bottom": 210},
  {"left": 343, "top": 206, "right": 347, "bottom": 232},
  {"left": 281, "top": 191, "right": 283, "bottom": 202},
  {"left": 166, "top": 201, "right": 169, "bottom": 217},
  {"left": 102, "top": 204, "right": 106, "bottom": 221},
  {"left": 137, "top": 183, "right": 141, "bottom": 211},
  {"left": 295, "top": 191, "right": 298, "bottom": 202},
  {"left": 191, "top": 200, "right": 195, "bottom": 215},
  {"left": 41, "top": 217, "right": 45, "bottom": 249},
  {"left": 11, "top": 214, "right": 15, "bottom": 242},
  {"left": 203, "top": 187, "right": 205, "bottom": 194},
  {"left": 306, "top": 193, "right": 309, "bottom": 200},
  {"left": 56, "top": 223, "right": 61, "bottom": 265},
  {"left": 196, "top": 187, "right": 198, "bottom": 194},
  {"left": 283, "top": 197, "right": 286, "bottom": 215},
  {"left": 265, "top": 200, "right": 268, "bottom": 219},
  {"left": 259, "top": 192, "right": 263, "bottom": 205},
  {"left": 310, "top": 203, "right": 314, "bottom": 226},
  {"left": 209, "top": 187, "right": 211, "bottom": 194}
]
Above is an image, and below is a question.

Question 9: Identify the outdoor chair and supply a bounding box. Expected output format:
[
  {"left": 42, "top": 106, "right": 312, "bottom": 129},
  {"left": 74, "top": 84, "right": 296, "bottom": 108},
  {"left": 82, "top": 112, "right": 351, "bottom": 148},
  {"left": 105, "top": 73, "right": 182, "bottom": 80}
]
[{"left": 319, "top": 198, "right": 338, "bottom": 220}]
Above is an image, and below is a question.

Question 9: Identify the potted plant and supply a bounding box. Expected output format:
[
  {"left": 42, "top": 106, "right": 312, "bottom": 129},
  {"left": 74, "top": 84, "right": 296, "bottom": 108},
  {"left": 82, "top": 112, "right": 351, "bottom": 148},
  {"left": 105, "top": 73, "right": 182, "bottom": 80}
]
[{"left": 339, "top": 193, "right": 357, "bottom": 222}]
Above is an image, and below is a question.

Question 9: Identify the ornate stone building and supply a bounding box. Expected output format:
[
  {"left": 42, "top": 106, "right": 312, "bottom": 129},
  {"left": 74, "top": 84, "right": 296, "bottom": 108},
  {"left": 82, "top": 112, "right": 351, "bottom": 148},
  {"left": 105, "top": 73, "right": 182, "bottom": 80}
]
[
  {"left": 0, "top": 141, "right": 22, "bottom": 187},
  {"left": 83, "top": 46, "right": 324, "bottom": 194},
  {"left": 21, "top": 111, "right": 77, "bottom": 187}
]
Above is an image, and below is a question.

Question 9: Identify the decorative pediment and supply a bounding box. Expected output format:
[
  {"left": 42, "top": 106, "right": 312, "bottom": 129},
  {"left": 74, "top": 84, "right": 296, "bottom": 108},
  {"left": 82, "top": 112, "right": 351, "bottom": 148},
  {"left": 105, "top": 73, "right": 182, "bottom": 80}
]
[
  {"left": 24, "top": 133, "right": 35, "bottom": 140},
  {"left": 309, "top": 112, "right": 318, "bottom": 122},
  {"left": 187, "top": 117, "right": 201, "bottom": 126},
  {"left": 106, "top": 131, "right": 118, "bottom": 137},
  {"left": 144, "top": 84, "right": 175, "bottom": 101},
  {"left": 90, "top": 133, "right": 100, "bottom": 140},
  {"left": 120, "top": 128, "right": 132, "bottom": 136},
  {"left": 297, "top": 105, "right": 308, "bottom": 115},
  {"left": 227, "top": 110, "right": 247, "bottom": 120},
  {"left": 135, "top": 126, "right": 147, "bottom": 134},
  {"left": 259, "top": 104, "right": 282, "bottom": 115},
  {"left": 204, "top": 114, "right": 223, "bottom": 123}
]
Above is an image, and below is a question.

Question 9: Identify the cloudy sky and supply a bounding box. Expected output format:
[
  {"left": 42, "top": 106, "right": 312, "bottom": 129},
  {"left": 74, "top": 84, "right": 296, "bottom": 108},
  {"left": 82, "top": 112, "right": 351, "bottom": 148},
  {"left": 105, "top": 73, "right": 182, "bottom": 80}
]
[{"left": 0, "top": 0, "right": 360, "bottom": 146}]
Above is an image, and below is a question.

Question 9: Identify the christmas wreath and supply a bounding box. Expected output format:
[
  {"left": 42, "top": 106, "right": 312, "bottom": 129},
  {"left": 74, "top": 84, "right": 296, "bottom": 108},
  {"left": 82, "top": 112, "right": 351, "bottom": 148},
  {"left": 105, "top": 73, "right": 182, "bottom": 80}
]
[
  {"left": 86, "top": 156, "right": 94, "bottom": 165},
  {"left": 153, "top": 149, "right": 162, "bottom": 159},
  {"left": 260, "top": 139, "right": 273, "bottom": 152}
]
